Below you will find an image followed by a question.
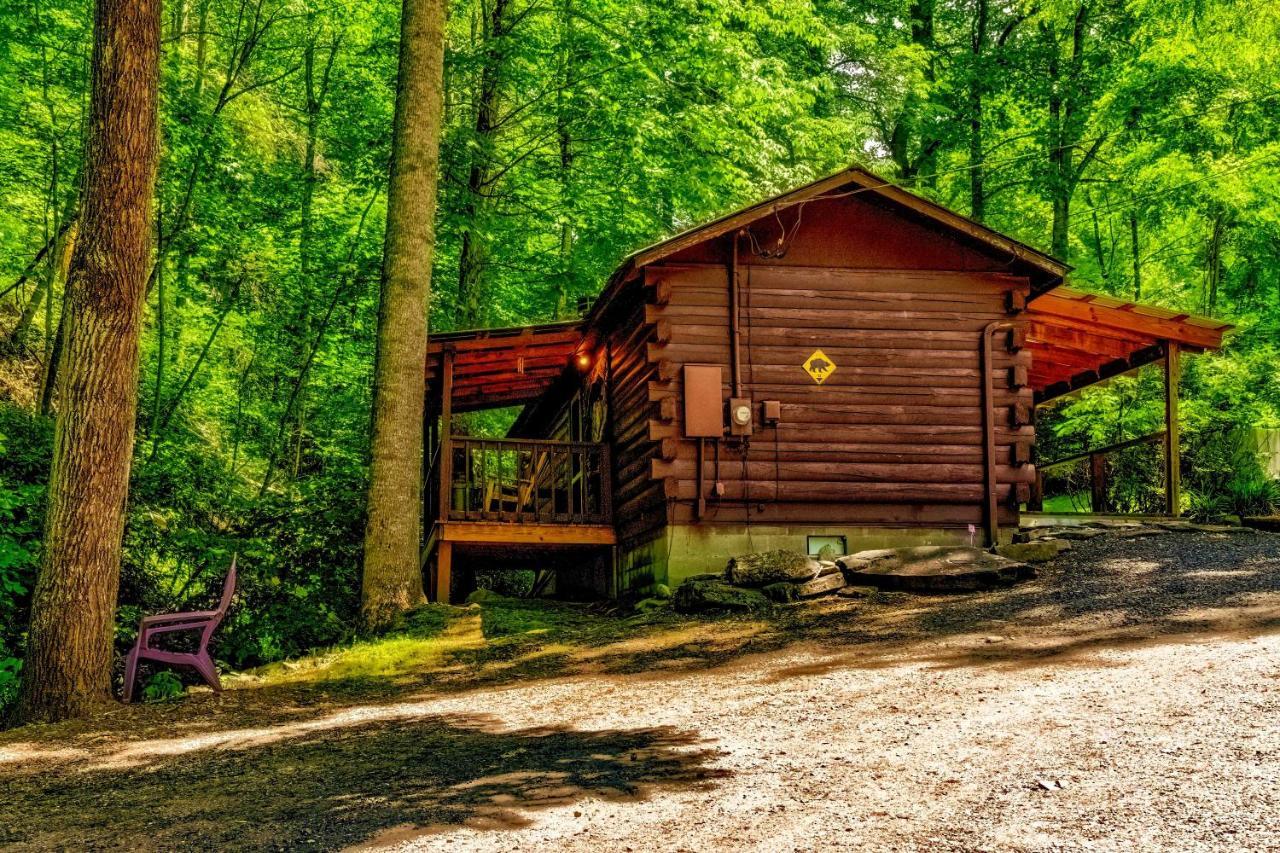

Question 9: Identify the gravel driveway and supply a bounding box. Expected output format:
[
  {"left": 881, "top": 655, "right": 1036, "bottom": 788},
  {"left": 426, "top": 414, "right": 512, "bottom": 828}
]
[{"left": 3, "top": 530, "right": 1278, "bottom": 852}]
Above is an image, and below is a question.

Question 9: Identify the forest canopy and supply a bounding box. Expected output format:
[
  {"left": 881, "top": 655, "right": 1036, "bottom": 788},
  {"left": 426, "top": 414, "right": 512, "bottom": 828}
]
[{"left": 1, "top": 0, "right": 1278, "bottom": 712}]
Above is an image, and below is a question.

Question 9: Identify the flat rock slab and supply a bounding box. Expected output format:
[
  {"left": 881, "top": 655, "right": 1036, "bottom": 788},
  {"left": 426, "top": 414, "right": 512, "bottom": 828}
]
[
  {"left": 1015, "top": 527, "right": 1102, "bottom": 543},
  {"left": 1111, "top": 526, "right": 1171, "bottom": 539},
  {"left": 835, "top": 585, "right": 878, "bottom": 599},
  {"left": 1159, "top": 520, "right": 1255, "bottom": 534},
  {"left": 839, "top": 546, "right": 1034, "bottom": 594},
  {"left": 1243, "top": 516, "right": 1280, "bottom": 532},
  {"left": 996, "top": 540, "right": 1071, "bottom": 563}
]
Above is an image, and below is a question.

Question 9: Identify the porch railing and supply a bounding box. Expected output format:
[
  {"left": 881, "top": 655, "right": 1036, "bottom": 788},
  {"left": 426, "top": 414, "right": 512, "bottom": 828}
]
[
  {"left": 427, "top": 436, "right": 611, "bottom": 526},
  {"left": 1030, "top": 430, "right": 1166, "bottom": 513}
]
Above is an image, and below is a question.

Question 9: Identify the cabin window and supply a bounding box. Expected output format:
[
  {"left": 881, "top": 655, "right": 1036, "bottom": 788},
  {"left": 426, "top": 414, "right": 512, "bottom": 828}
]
[{"left": 807, "top": 535, "right": 846, "bottom": 560}]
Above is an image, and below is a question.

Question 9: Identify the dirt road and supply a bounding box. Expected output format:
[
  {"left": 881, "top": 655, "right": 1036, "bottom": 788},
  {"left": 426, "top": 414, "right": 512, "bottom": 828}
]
[{"left": 3, "top": 532, "right": 1279, "bottom": 851}]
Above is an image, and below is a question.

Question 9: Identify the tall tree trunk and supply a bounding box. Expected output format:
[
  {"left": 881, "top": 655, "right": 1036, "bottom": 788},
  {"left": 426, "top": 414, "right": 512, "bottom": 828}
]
[
  {"left": 553, "top": 0, "right": 575, "bottom": 318},
  {"left": 967, "top": 0, "right": 988, "bottom": 221},
  {"left": 288, "top": 25, "right": 340, "bottom": 476},
  {"left": 14, "top": 0, "right": 160, "bottom": 725},
  {"left": 456, "top": 0, "right": 509, "bottom": 328},
  {"left": 360, "top": 0, "right": 446, "bottom": 628}
]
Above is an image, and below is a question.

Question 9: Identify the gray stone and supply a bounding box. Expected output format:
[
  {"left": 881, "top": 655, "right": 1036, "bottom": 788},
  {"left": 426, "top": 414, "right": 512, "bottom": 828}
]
[
  {"left": 762, "top": 582, "right": 800, "bottom": 603},
  {"left": 673, "top": 579, "right": 771, "bottom": 614},
  {"left": 1044, "top": 527, "right": 1106, "bottom": 541},
  {"left": 840, "top": 545, "right": 1034, "bottom": 593},
  {"left": 1158, "top": 520, "right": 1255, "bottom": 534},
  {"left": 997, "top": 540, "right": 1071, "bottom": 563},
  {"left": 795, "top": 571, "right": 847, "bottom": 598},
  {"left": 836, "top": 585, "right": 878, "bottom": 599},
  {"left": 836, "top": 549, "right": 901, "bottom": 573},
  {"left": 724, "top": 549, "right": 821, "bottom": 586},
  {"left": 634, "top": 597, "right": 671, "bottom": 613},
  {"left": 1111, "top": 526, "right": 1170, "bottom": 538},
  {"left": 1016, "top": 526, "right": 1105, "bottom": 542}
]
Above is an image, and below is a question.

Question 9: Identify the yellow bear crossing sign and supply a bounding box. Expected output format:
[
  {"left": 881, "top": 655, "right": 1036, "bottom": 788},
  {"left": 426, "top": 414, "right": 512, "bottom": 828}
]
[{"left": 803, "top": 349, "right": 837, "bottom": 384}]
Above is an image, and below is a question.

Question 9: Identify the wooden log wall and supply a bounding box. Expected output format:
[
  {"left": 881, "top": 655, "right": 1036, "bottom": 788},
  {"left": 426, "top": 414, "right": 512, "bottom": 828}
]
[
  {"left": 644, "top": 262, "right": 1034, "bottom": 531},
  {"left": 544, "top": 288, "right": 667, "bottom": 555}
]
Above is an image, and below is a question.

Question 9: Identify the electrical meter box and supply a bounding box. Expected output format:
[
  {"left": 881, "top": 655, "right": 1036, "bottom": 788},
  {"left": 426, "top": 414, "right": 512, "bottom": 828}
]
[{"left": 728, "top": 396, "right": 754, "bottom": 437}]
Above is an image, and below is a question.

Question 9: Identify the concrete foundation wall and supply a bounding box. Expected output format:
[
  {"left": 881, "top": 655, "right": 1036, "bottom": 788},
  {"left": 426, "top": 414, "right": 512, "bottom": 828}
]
[{"left": 620, "top": 523, "right": 977, "bottom": 589}]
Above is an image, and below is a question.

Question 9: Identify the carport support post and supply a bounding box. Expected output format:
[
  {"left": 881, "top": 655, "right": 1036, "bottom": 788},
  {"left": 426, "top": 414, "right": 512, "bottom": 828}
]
[
  {"left": 436, "top": 348, "right": 455, "bottom": 603},
  {"left": 1164, "top": 340, "right": 1181, "bottom": 516}
]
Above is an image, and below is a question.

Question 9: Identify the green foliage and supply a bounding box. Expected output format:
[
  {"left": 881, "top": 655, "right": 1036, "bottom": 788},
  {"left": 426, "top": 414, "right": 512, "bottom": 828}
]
[
  {"left": 140, "top": 671, "right": 185, "bottom": 703},
  {"left": 1, "top": 0, "right": 1280, "bottom": 705},
  {"left": 0, "top": 655, "right": 19, "bottom": 711},
  {"left": 0, "top": 406, "right": 50, "bottom": 714}
]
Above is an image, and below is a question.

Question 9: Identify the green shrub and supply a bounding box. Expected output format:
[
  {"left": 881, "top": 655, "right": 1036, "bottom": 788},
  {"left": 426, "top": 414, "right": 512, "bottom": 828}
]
[{"left": 141, "top": 671, "right": 185, "bottom": 703}]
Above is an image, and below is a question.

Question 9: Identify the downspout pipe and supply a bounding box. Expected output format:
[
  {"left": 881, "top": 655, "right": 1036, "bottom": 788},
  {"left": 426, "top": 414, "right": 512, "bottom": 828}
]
[{"left": 980, "top": 320, "right": 1016, "bottom": 548}]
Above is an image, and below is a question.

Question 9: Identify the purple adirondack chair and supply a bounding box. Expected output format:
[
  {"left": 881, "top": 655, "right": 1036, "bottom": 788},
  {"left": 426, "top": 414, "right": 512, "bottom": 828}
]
[{"left": 122, "top": 555, "right": 237, "bottom": 702}]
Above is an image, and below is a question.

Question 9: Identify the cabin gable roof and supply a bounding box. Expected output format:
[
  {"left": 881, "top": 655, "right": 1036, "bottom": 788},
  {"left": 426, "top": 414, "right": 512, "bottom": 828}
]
[{"left": 583, "top": 165, "right": 1070, "bottom": 332}]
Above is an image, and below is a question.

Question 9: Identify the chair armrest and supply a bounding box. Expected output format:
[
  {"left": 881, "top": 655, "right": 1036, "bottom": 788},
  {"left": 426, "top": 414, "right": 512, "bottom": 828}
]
[
  {"left": 140, "top": 610, "right": 217, "bottom": 627},
  {"left": 139, "top": 620, "right": 215, "bottom": 646}
]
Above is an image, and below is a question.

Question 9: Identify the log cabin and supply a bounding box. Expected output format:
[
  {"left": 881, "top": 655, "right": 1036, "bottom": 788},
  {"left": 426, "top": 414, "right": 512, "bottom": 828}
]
[{"left": 422, "top": 166, "right": 1231, "bottom": 601}]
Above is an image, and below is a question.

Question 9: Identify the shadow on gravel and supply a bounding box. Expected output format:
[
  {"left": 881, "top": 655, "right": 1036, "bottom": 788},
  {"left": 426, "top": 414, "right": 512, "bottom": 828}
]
[
  {"left": 4, "top": 532, "right": 1278, "bottom": 851},
  {"left": 0, "top": 712, "right": 726, "bottom": 851},
  {"left": 771, "top": 532, "right": 1280, "bottom": 678}
]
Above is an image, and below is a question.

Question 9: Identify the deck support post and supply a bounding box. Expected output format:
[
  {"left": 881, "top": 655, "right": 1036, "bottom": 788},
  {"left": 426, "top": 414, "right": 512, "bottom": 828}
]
[
  {"left": 1164, "top": 340, "right": 1181, "bottom": 516},
  {"left": 435, "top": 541, "right": 453, "bottom": 604},
  {"left": 1090, "top": 452, "right": 1109, "bottom": 513},
  {"left": 438, "top": 348, "right": 454, "bottom": 524}
]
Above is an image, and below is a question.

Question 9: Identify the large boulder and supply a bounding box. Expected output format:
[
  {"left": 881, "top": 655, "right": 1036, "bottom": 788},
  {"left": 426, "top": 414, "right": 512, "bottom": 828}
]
[
  {"left": 673, "top": 578, "right": 770, "bottom": 614},
  {"left": 724, "top": 549, "right": 821, "bottom": 586}
]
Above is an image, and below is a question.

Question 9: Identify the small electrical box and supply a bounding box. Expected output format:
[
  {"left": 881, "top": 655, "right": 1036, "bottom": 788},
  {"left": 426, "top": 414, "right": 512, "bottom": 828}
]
[
  {"left": 761, "top": 399, "right": 781, "bottom": 426},
  {"left": 683, "top": 364, "right": 724, "bottom": 438},
  {"left": 728, "top": 397, "right": 754, "bottom": 437}
]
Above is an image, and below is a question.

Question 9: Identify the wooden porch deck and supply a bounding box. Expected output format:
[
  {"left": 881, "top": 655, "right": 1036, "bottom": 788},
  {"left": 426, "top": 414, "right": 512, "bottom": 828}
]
[{"left": 421, "top": 435, "right": 614, "bottom": 603}]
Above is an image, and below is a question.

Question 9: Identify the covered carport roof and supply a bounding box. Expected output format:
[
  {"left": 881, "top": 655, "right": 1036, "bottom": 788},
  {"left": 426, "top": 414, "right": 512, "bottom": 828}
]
[{"left": 1026, "top": 286, "right": 1232, "bottom": 405}]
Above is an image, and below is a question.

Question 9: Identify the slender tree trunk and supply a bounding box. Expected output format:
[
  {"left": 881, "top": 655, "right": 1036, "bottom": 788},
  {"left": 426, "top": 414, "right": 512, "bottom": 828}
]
[
  {"left": 14, "top": 0, "right": 160, "bottom": 725},
  {"left": 0, "top": 216, "right": 78, "bottom": 305},
  {"left": 288, "top": 25, "right": 340, "bottom": 476},
  {"left": 553, "top": 0, "right": 575, "bottom": 317},
  {"left": 361, "top": 0, "right": 445, "bottom": 628},
  {"left": 968, "top": 0, "right": 988, "bottom": 221},
  {"left": 1205, "top": 212, "right": 1224, "bottom": 314},
  {"left": 152, "top": 290, "right": 236, "bottom": 442},
  {"left": 1129, "top": 210, "right": 1141, "bottom": 300},
  {"left": 456, "top": 0, "right": 509, "bottom": 328},
  {"left": 6, "top": 274, "right": 49, "bottom": 352},
  {"left": 149, "top": 228, "right": 166, "bottom": 440},
  {"left": 1090, "top": 208, "right": 1110, "bottom": 287},
  {"left": 38, "top": 222, "right": 79, "bottom": 416}
]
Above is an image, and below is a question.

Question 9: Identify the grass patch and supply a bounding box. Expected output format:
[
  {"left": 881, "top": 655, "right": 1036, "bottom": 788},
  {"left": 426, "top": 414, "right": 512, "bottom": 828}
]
[{"left": 241, "top": 595, "right": 777, "bottom": 693}]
